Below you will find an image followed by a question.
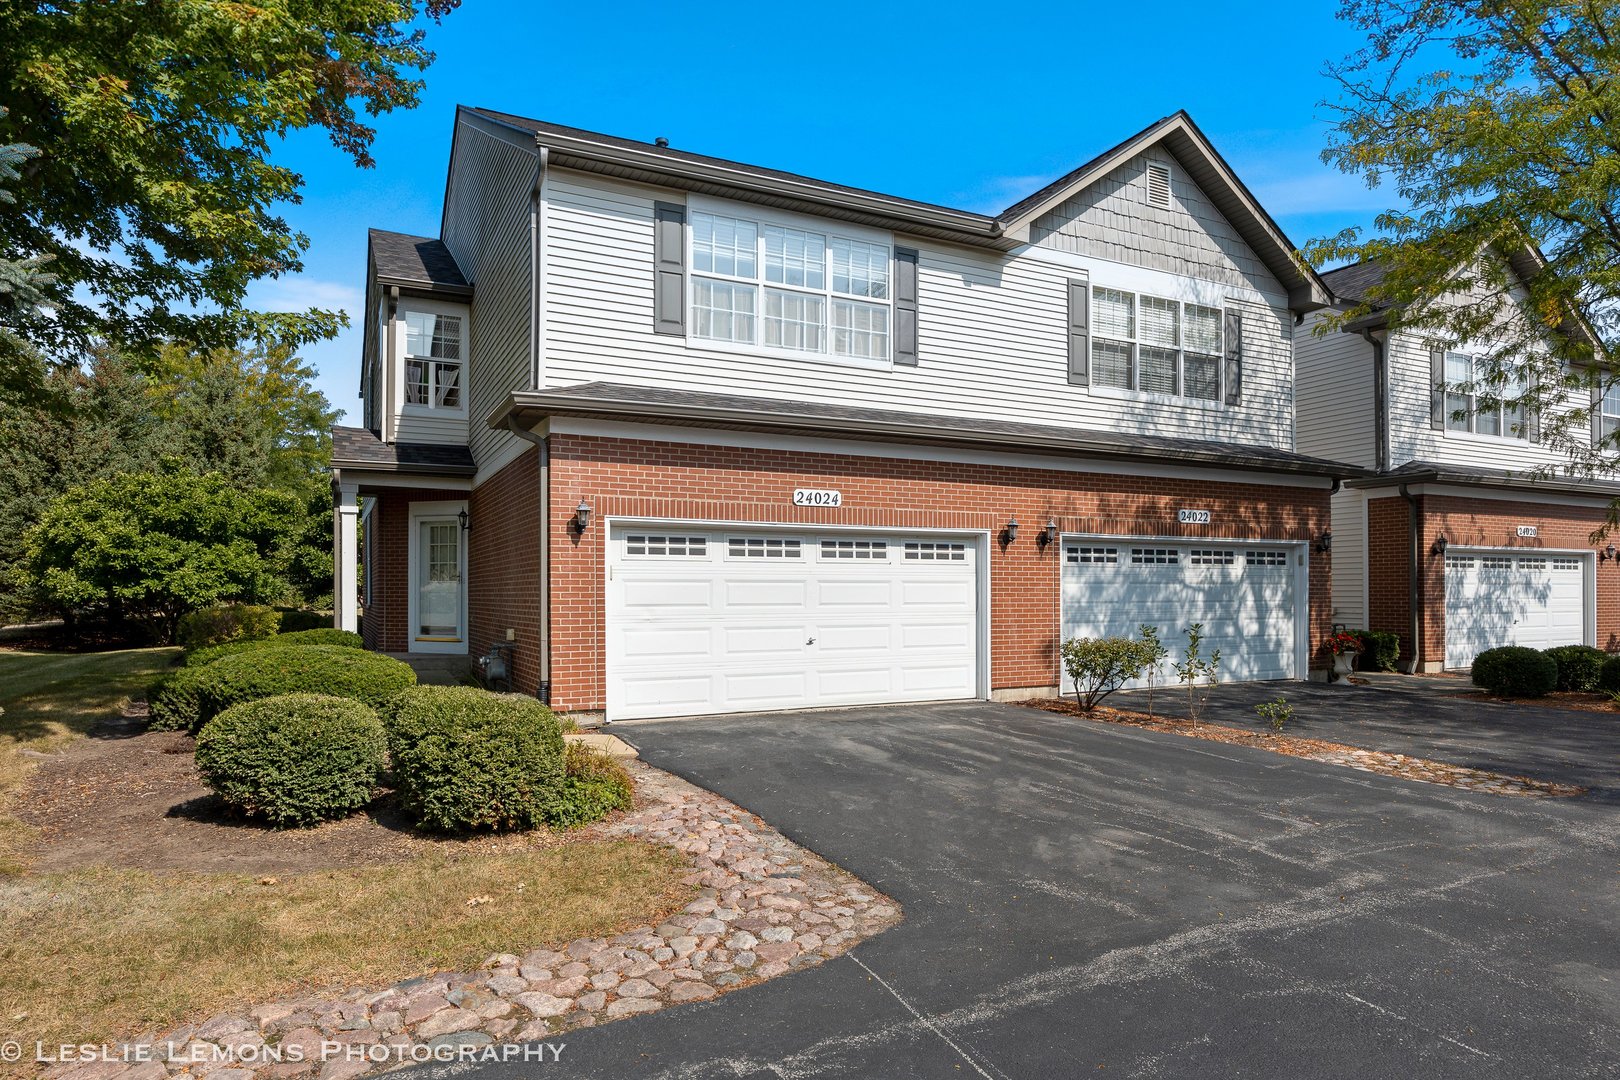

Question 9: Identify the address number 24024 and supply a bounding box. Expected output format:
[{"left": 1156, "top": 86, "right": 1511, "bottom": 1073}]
[{"left": 793, "top": 488, "right": 842, "bottom": 508}]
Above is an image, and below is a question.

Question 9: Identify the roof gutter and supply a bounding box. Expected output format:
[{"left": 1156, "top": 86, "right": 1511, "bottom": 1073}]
[{"left": 491, "top": 390, "right": 1366, "bottom": 482}]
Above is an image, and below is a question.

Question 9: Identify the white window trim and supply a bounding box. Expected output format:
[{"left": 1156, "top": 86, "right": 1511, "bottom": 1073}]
[
  {"left": 399, "top": 304, "right": 468, "bottom": 417},
  {"left": 684, "top": 196, "right": 895, "bottom": 371},
  {"left": 1089, "top": 285, "right": 1226, "bottom": 406},
  {"left": 1441, "top": 348, "right": 1529, "bottom": 444}
]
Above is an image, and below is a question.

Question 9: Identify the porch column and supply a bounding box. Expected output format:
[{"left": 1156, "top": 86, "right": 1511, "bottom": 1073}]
[{"left": 334, "top": 478, "right": 361, "bottom": 633}]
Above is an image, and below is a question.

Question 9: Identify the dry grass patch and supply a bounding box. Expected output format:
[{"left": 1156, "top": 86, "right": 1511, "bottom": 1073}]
[{"left": 0, "top": 841, "right": 693, "bottom": 1052}]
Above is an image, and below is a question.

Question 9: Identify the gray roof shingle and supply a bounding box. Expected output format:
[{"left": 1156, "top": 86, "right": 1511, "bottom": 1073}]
[
  {"left": 1347, "top": 458, "right": 1620, "bottom": 496},
  {"left": 331, "top": 426, "right": 475, "bottom": 475},
  {"left": 1320, "top": 260, "right": 1389, "bottom": 307},
  {"left": 369, "top": 229, "right": 470, "bottom": 293}
]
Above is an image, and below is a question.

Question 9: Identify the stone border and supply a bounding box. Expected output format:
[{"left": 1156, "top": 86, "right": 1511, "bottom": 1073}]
[{"left": 45, "top": 762, "right": 901, "bottom": 1080}]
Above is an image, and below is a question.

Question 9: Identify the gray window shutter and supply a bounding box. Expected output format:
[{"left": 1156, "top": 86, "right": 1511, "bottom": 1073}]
[
  {"left": 1527, "top": 380, "right": 1541, "bottom": 443},
  {"left": 1430, "top": 348, "right": 1445, "bottom": 430},
  {"left": 1067, "top": 280, "right": 1089, "bottom": 385},
  {"left": 894, "top": 246, "right": 919, "bottom": 366},
  {"left": 1593, "top": 382, "right": 1604, "bottom": 447},
  {"left": 653, "top": 201, "right": 685, "bottom": 336},
  {"left": 1223, "top": 312, "right": 1243, "bottom": 405}
]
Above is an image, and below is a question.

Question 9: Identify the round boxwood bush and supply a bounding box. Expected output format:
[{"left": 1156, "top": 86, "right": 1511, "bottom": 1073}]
[
  {"left": 383, "top": 686, "right": 565, "bottom": 832},
  {"left": 185, "top": 627, "right": 365, "bottom": 668},
  {"left": 195, "top": 694, "right": 387, "bottom": 827},
  {"left": 1598, "top": 654, "right": 1620, "bottom": 693},
  {"left": 549, "top": 742, "right": 635, "bottom": 828},
  {"left": 1544, "top": 644, "right": 1609, "bottom": 692},
  {"left": 148, "top": 664, "right": 214, "bottom": 732},
  {"left": 1471, "top": 646, "right": 1558, "bottom": 698},
  {"left": 197, "top": 645, "right": 416, "bottom": 726}
]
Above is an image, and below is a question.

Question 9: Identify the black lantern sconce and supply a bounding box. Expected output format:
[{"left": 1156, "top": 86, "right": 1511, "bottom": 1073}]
[
  {"left": 1602, "top": 544, "right": 1617, "bottom": 563},
  {"left": 1313, "top": 529, "right": 1332, "bottom": 554},
  {"left": 1038, "top": 520, "right": 1058, "bottom": 548},
  {"left": 457, "top": 508, "right": 470, "bottom": 533},
  {"left": 1432, "top": 534, "right": 1449, "bottom": 557},
  {"left": 1000, "top": 517, "right": 1019, "bottom": 548},
  {"left": 572, "top": 499, "right": 593, "bottom": 534}
]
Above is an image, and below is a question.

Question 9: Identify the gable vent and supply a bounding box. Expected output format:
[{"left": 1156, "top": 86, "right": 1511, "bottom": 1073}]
[{"left": 1146, "top": 161, "right": 1172, "bottom": 208}]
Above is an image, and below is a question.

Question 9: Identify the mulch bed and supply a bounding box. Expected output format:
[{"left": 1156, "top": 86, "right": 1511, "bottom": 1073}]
[
  {"left": 11, "top": 703, "right": 614, "bottom": 875},
  {"left": 1019, "top": 697, "right": 1587, "bottom": 799},
  {"left": 1459, "top": 690, "right": 1618, "bottom": 714}
]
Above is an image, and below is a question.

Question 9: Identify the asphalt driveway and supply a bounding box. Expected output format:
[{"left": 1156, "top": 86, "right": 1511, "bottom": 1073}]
[{"left": 442, "top": 700, "right": 1620, "bottom": 1079}]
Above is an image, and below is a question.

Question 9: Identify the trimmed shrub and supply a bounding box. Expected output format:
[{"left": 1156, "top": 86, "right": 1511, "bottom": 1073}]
[
  {"left": 1544, "top": 645, "right": 1609, "bottom": 692},
  {"left": 1348, "top": 629, "right": 1401, "bottom": 673},
  {"left": 276, "top": 608, "right": 334, "bottom": 633},
  {"left": 148, "top": 664, "right": 215, "bottom": 732},
  {"left": 197, "top": 645, "right": 416, "bottom": 726},
  {"left": 549, "top": 742, "right": 635, "bottom": 828},
  {"left": 383, "top": 686, "right": 565, "bottom": 832},
  {"left": 1471, "top": 646, "right": 1558, "bottom": 698},
  {"left": 178, "top": 604, "right": 282, "bottom": 650},
  {"left": 1598, "top": 654, "right": 1620, "bottom": 693},
  {"left": 185, "top": 628, "right": 365, "bottom": 668},
  {"left": 195, "top": 694, "right": 387, "bottom": 827}
]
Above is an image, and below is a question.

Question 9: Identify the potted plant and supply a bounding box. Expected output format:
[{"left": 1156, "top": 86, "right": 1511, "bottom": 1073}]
[{"left": 1327, "top": 631, "right": 1362, "bottom": 682}]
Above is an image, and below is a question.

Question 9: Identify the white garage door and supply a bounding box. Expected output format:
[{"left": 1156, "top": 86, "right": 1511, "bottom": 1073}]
[
  {"left": 1444, "top": 552, "right": 1587, "bottom": 669},
  {"left": 1061, "top": 540, "right": 1302, "bottom": 686},
  {"left": 607, "top": 526, "right": 981, "bottom": 720}
]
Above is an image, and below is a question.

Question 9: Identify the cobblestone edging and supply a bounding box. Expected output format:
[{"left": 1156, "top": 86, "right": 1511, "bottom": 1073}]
[{"left": 44, "top": 763, "right": 901, "bottom": 1080}]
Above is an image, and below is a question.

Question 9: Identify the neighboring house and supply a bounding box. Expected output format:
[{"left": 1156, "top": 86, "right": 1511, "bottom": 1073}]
[
  {"left": 331, "top": 106, "right": 1354, "bottom": 721},
  {"left": 1296, "top": 253, "right": 1615, "bottom": 671}
]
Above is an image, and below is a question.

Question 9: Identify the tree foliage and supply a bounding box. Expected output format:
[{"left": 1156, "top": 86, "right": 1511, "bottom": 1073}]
[
  {"left": 0, "top": 0, "right": 460, "bottom": 376},
  {"left": 1311, "top": 1, "right": 1620, "bottom": 474},
  {"left": 22, "top": 471, "right": 307, "bottom": 640}
]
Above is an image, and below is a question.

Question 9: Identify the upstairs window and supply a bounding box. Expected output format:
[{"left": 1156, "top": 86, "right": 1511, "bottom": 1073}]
[
  {"left": 1443, "top": 351, "right": 1526, "bottom": 439},
  {"left": 1091, "top": 287, "right": 1222, "bottom": 402},
  {"left": 403, "top": 311, "right": 463, "bottom": 410},
  {"left": 690, "top": 209, "right": 891, "bottom": 362},
  {"left": 1601, "top": 385, "right": 1620, "bottom": 441}
]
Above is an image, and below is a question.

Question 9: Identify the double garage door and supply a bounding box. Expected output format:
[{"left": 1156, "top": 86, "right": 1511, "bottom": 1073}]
[
  {"left": 1061, "top": 539, "right": 1304, "bottom": 684},
  {"left": 607, "top": 526, "right": 981, "bottom": 720},
  {"left": 1443, "top": 552, "right": 1588, "bottom": 669}
]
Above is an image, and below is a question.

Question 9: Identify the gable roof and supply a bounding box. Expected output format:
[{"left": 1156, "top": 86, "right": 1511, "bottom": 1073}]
[
  {"left": 460, "top": 106, "right": 1330, "bottom": 312},
  {"left": 368, "top": 229, "right": 471, "bottom": 296}
]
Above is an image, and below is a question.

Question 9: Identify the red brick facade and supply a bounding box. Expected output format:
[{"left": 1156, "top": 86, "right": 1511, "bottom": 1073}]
[
  {"left": 359, "top": 485, "right": 469, "bottom": 654},
  {"left": 1365, "top": 491, "right": 1620, "bottom": 668},
  {"left": 466, "top": 449, "right": 543, "bottom": 691},
  {"left": 534, "top": 433, "right": 1335, "bottom": 711}
]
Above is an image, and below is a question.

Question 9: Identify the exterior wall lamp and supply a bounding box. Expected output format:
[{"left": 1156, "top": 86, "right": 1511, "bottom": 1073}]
[
  {"left": 1004, "top": 517, "right": 1019, "bottom": 544},
  {"left": 572, "top": 499, "right": 593, "bottom": 534},
  {"left": 1601, "top": 544, "right": 1617, "bottom": 563},
  {"left": 1313, "top": 529, "right": 1332, "bottom": 554},
  {"left": 457, "top": 508, "right": 470, "bottom": 532},
  {"left": 1432, "top": 534, "right": 1448, "bottom": 556},
  {"left": 1038, "top": 520, "right": 1058, "bottom": 548}
]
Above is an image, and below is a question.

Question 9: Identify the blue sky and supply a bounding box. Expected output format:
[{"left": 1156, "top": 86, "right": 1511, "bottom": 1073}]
[{"left": 255, "top": 0, "right": 1393, "bottom": 423}]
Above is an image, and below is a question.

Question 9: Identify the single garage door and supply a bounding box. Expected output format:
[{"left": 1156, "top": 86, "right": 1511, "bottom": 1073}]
[
  {"left": 1061, "top": 539, "right": 1302, "bottom": 685},
  {"left": 607, "top": 526, "right": 981, "bottom": 720},
  {"left": 1444, "top": 552, "right": 1586, "bottom": 669}
]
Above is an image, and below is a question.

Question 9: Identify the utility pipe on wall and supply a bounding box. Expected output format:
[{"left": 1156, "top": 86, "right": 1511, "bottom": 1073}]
[{"left": 1399, "top": 482, "right": 1422, "bottom": 673}]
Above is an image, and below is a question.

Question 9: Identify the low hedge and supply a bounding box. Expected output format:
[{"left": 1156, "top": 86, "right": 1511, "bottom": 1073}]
[
  {"left": 195, "top": 694, "right": 387, "bottom": 828},
  {"left": 185, "top": 628, "right": 365, "bottom": 668},
  {"left": 276, "top": 608, "right": 334, "bottom": 633},
  {"left": 1471, "top": 646, "right": 1558, "bottom": 698},
  {"left": 148, "top": 664, "right": 214, "bottom": 732},
  {"left": 177, "top": 604, "right": 281, "bottom": 651},
  {"left": 383, "top": 686, "right": 565, "bottom": 832},
  {"left": 1544, "top": 644, "right": 1609, "bottom": 692},
  {"left": 197, "top": 645, "right": 416, "bottom": 727},
  {"left": 1599, "top": 654, "right": 1620, "bottom": 694},
  {"left": 550, "top": 742, "right": 635, "bottom": 828},
  {"left": 1348, "top": 629, "right": 1401, "bottom": 673}
]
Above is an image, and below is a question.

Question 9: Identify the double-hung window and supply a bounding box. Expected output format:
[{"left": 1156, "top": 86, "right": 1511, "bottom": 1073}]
[
  {"left": 1091, "top": 287, "right": 1222, "bottom": 402},
  {"left": 690, "top": 209, "right": 892, "bottom": 362},
  {"left": 1600, "top": 385, "right": 1620, "bottom": 442},
  {"left": 1443, "top": 351, "right": 1527, "bottom": 439},
  {"left": 403, "top": 311, "right": 463, "bottom": 410}
]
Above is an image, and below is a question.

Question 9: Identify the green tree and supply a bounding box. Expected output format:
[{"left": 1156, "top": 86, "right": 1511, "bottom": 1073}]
[
  {"left": 0, "top": 0, "right": 460, "bottom": 377},
  {"left": 1311, "top": 1, "right": 1618, "bottom": 473},
  {"left": 22, "top": 471, "right": 304, "bottom": 641}
]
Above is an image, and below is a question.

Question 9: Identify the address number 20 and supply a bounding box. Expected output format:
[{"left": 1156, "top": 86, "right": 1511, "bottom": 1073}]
[{"left": 793, "top": 488, "right": 842, "bottom": 508}]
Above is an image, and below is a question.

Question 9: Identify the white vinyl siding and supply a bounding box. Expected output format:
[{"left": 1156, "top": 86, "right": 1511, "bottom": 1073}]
[
  {"left": 1292, "top": 310, "right": 1377, "bottom": 467},
  {"left": 539, "top": 170, "right": 1297, "bottom": 450},
  {"left": 387, "top": 298, "right": 471, "bottom": 446}
]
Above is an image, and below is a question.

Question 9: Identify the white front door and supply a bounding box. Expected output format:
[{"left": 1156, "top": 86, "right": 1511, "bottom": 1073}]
[
  {"left": 411, "top": 511, "right": 466, "bottom": 653},
  {"left": 1444, "top": 552, "right": 1588, "bottom": 668},
  {"left": 1061, "top": 539, "right": 1304, "bottom": 686},
  {"left": 607, "top": 525, "right": 982, "bottom": 720}
]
